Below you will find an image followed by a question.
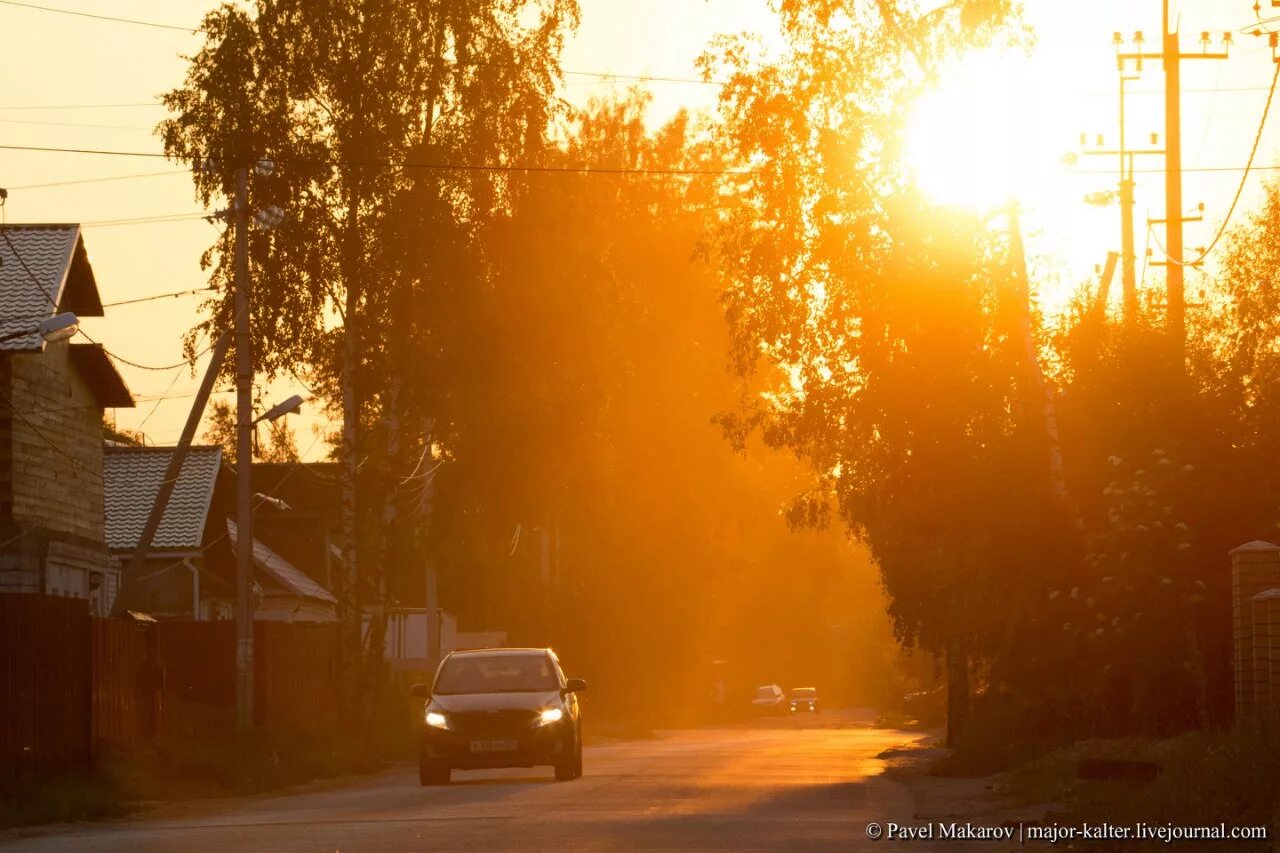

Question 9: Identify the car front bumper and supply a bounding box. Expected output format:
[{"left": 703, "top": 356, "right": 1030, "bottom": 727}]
[{"left": 421, "top": 721, "right": 573, "bottom": 769}]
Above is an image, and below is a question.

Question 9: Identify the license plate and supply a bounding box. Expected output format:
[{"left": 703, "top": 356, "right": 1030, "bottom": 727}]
[{"left": 470, "top": 739, "right": 518, "bottom": 753}]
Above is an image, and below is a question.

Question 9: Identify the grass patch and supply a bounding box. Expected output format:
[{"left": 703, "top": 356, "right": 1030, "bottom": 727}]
[
  {"left": 0, "top": 774, "right": 129, "bottom": 829},
  {"left": 0, "top": 729, "right": 398, "bottom": 830},
  {"left": 1004, "top": 727, "right": 1280, "bottom": 850}
]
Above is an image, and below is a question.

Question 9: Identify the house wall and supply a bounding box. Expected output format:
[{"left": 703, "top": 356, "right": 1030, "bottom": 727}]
[
  {"left": 0, "top": 342, "right": 116, "bottom": 613},
  {"left": 8, "top": 340, "right": 105, "bottom": 542}
]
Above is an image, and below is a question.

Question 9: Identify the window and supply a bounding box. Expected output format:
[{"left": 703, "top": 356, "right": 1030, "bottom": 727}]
[{"left": 434, "top": 654, "right": 560, "bottom": 695}]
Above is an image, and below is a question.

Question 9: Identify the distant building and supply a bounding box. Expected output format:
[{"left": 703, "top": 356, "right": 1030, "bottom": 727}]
[
  {"left": 104, "top": 446, "right": 336, "bottom": 621},
  {"left": 104, "top": 445, "right": 236, "bottom": 620},
  {"left": 0, "top": 224, "right": 134, "bottom": 615}
]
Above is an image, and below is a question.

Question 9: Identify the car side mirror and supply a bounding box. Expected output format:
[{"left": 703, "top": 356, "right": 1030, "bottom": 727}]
[
  {"left": 564, "top": 677, "right": 588, "bottom": 694},
  {"left": 409, "top": 683, "right": 430, "bottom": 699}
]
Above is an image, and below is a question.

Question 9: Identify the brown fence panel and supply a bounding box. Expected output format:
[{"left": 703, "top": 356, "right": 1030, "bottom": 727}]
[
  {"left": 255, "top": 622, "right": 340, "bottom": 734},
  {"left": 154, "top": 621, "right": 236, "bottom": 740},
  {"left": 90, "top": 618, "right": 157, "bottom": 755},
  {"left": 0, "top": 595, "right": 91, "bottom": 780}
]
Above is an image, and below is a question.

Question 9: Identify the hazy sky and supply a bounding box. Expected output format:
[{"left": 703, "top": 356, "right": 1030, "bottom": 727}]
[{"left": 0, "top": 0, "right": 1276, "bottom": 457}]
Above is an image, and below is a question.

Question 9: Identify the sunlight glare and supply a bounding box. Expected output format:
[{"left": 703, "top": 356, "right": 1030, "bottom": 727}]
[{"left": 905, "top": 50, "right": 1044, "bottom": 213}]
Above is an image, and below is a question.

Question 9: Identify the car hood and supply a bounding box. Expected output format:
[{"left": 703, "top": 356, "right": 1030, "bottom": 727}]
[{"left": 431, "top": 691, "right": 561, "bottom": 712}]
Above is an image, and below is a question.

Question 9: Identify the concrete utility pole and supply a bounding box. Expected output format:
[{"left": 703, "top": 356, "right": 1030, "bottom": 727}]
[
  {"left": 1112, "top": 4, "right": 1228, "bottom": 353},
  {"left": 1085, "top": 65, "right": 1161, "bottom": 325},
  {"left": 234, "top": 166, "right": 255, "bottom": 733}
]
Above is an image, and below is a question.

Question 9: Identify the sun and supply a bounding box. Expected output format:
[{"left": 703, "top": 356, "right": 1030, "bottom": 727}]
[{"left": 904, "top": 49, "right": 1048, "bottom": 213}]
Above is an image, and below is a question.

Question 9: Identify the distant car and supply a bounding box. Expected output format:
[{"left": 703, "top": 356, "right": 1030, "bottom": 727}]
[
  {"left": 751, "top": 683, "right": 787, "bottom": 715},
  {"left": 901, "top": 686, "right": 946, "bottom": 723},
  {"left": 788, "top": 687, "right": 819, "bottom": 713},
  {"left": 410, "top": 648, "right": 587, "bottom": 786}
]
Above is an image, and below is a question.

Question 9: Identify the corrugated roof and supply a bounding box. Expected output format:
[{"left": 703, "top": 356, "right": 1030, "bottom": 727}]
[
  {"left": 226, "top": 519, "right": 337, "bottom": 604},
  {"left": 104, "top": 446, "right": 223, "bottom": 551},
  {"left": 0, "top": 224, "right": 104, "bottom": 350}
]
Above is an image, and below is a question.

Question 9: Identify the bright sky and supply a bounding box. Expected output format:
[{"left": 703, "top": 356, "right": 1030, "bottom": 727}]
[{"left": 0, "top": 0, "right": 1276, "bottom": 457}]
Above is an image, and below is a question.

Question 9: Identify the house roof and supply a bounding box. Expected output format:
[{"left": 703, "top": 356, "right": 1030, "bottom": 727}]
[
  {"left": 103, "top": 446, "right": 223, "bottom": 551},
  {"left": 0, "top": 224, "right": 104, "bottom": 351},
  {"left": 70, "top": 344, "right": 134, "bottom": 408},
  {"left": 226, "top": 519, "right": 337, "bottom": 604}
]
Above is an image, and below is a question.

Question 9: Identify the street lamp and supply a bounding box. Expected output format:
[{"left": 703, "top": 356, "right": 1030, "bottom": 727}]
[
  {"left": 0, "top": 312, "right": 79, "bottom": 344},
  {"left": 252, "top": 394, "right": 304, "bottom": 425}
]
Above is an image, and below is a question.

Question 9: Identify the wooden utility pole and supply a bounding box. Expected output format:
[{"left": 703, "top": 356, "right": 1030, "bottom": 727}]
[
  {"left": 111, "top": 333, "right": 230, "bottom": 617},
  {"left": 234, "top": 166, "right": 255, "bottom": 733}
]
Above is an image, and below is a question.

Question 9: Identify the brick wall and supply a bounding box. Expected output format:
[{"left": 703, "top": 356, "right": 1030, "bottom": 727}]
[
  {"left": 7, "top": 339, "right": 105, "bottom": 543},
  {"left": 0, "top": 341, "right": 116, "bottom": 608}
]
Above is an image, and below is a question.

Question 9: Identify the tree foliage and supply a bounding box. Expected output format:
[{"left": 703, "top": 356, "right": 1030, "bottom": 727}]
[{"left": 702, "top": 1, "right": 1059, "bottom": 673}]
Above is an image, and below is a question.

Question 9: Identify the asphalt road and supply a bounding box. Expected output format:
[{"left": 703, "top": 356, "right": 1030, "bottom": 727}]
[{"left": 2, "top": 712, "right": 931, "bottom": 852}]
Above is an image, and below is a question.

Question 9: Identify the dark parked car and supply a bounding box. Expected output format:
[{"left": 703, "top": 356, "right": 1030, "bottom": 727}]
[
  {"left": 410, "top": 648, "right": 587, "bottom": 785},
  {"left": 788, "top": 686, "right": 819, "bottom": 713}
]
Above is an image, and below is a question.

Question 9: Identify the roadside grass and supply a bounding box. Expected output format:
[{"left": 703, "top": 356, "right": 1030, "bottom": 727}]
[
  {"left": 1006, "top": 727, "right": 1280, "bottom": 850},
  {"left": 0, "top": 775, "right": 129, "bottom": 830},
  {"left": 0, "top": 728, "right": 403, "bottom": 831}
]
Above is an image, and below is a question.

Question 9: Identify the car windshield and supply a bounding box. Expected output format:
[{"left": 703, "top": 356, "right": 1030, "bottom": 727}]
[
  {"left": 755, "top": 686, "right": 778, "bottom": 700},
  {"left": 434, "top": 654, "right": 560, "bottom": 695},
  {"left": 791, "top": 688, "right": 816, "bottom": 698}
]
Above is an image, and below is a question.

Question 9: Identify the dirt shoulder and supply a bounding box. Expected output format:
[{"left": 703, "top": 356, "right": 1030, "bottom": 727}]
[{"left": 877, "top": 732, "right": 1062, "bottom": 835}]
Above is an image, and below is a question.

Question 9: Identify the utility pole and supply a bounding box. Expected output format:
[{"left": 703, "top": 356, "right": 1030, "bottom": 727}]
[
  {"left": 111, "top": 333, "right": 230, "bottom": 617},
  {"left": 1112, "top": 5, "right": 1229, "bottom": 354},
  {"left": 234, "top": 165, "right": 255, "bottom": 733},
  {"left": 1086, "top": 64, "right": 1161, "bottom": 325},
  {"left": 1161, "top": 0, "right": 1184, "bottom": 349}
]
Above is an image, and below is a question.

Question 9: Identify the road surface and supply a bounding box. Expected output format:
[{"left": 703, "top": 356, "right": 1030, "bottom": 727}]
[{"left": 2, "top": 713, "right": 932, "bottom": 852}]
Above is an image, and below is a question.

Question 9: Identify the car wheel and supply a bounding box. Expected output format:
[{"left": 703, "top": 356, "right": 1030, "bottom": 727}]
[
  {"left": 554, "top": 737, "right": 581, "bottom": 782},
  {"left": 419, "top": 759, "right": 451, "bottom": 786}
]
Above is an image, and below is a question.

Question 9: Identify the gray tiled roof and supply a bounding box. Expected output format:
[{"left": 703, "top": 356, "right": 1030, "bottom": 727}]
[
  {"left": 0, "top": 225, "right": 79, "bottom": 351},
  {"left": 104, "top": 446, "right": 223, "bottom": 551},
  {"left": 226, "top": 519, "right": 336, "bottom": 604}
]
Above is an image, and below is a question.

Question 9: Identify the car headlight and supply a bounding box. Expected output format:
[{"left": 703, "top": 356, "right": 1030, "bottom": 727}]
[
  {"left": 538, "top": 707, "right": 565, "bottom": 726},
  {"left": 425, "top": 710, "right": 449, "bottom": 729}
]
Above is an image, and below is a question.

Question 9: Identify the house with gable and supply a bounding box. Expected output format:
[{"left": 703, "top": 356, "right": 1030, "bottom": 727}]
[
  {"left": 0, "top": 224, "right": 134, "bottom": 615},
  {"left": 104, "top": 445, "right": 337, "bottom": 622}
]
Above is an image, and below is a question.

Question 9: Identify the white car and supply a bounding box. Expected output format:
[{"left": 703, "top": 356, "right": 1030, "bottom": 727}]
[{"left": 751, "top": 683, "right": 787, "bottom": 715}]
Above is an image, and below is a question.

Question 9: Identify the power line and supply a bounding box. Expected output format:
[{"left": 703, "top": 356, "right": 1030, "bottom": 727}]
[
  {"left": 0, "top": 0, "right": 196, "bottom": 31},
  {"left": 0, "top": 143, "right": 748, "bottom": 176},
  {"left": 80, "top": 212, "right": 209, "bottom": 228},
  {"left": 1153, "top": 61, "right": 1280, "bottom": 268},
  {"left": 562, "top": 68, "right": 721, "bottom": 86},
  {"left": 0, "top": 101, "right": 162, "bottom": 111},
  {"left": 105, "top": 342, "right": 214, "bottom": 373},
  {"left": 135, "top": 362, "right": 187, "bottom": 431},
  {"left": 103, "top": 287, "right": 215, "bottom": 308},
  {"left": 0, "top": 117, "right": 152, "bottom": 131},
  {"left": 3, "top": 169, "right": 187, "bottom": 191}
]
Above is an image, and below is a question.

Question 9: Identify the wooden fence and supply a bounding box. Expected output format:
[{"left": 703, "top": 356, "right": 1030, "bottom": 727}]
[
  {"left": 0, "top": 596, "right": 91, "bottom": 779},
  {"left": 1, "top": 594, "right": 342, "bottom": 780}
]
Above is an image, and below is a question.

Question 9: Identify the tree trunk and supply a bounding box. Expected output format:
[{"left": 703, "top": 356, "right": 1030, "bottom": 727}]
[
  {"left": 338, "top": 187, "right": 364, "bottom": 728},
  {"left": 1006, "top": 203, "right": 1080, "bottom": 530},
  {"left": 362, "top": 369, "right": 402, "bottom": 735},
  {"left": 945, "top": 644, "right": 970, "bottom": 749}
]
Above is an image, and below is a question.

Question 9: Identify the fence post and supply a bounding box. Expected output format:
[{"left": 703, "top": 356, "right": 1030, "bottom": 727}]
[
  {"left": 1231, "top": 541, "right": 1280, "bottom": 723},
  {"left": 1251, "top": 590, "right": 1280, "bottom": 717}
]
